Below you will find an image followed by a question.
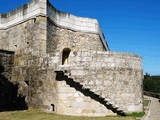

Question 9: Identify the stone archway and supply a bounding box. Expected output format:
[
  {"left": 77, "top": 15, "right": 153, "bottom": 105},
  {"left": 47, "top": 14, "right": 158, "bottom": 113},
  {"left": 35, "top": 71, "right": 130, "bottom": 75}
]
[{"left": 62, "top": 48, "right": 71, "bottom": 65}]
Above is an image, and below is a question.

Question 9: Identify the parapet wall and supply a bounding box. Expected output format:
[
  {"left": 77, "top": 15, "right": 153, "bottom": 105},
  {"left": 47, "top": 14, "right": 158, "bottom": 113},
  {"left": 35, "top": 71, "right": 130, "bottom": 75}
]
[
  {"left": 47, "top": 2, "right": 109, "bottom": 50},
  {"left": 69, "top": 51, "right": 142, "bottom": 69},
  {"left": 0, "top": 0, "right": 109, "bottom": 51},
  {"left": 0, "top": 0, "right": 46, "bottom": 29}
]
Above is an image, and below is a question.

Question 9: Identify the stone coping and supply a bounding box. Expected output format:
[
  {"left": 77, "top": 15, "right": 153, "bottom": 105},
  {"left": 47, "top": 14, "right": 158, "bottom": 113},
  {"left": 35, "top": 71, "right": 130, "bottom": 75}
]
[{"left": 0, "top": 0, "right": 46, "bottom": 29}]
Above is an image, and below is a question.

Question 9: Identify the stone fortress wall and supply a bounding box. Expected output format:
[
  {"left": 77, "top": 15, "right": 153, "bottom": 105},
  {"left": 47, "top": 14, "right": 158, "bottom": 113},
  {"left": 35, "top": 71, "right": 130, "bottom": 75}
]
[
  {"left": 44, "top": 51, "right": 143, "bottom": 115},
  {"left": 59, "top": 51, "right": 143, "bottom": 113},
  {"left": 0, "top": 0, "right": 143, "bottom": 116}
]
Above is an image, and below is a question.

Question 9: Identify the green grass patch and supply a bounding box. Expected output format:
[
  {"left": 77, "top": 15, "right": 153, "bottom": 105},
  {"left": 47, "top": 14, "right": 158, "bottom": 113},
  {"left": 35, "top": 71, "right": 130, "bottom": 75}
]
[
  {"left": 143, "top": 99, "right": 151, "bottom": 107},
  {"left": 0, "top": 109, "right": 135, "bottom": 120},
  {"left": 126, "top": 112, "right": 145, "bottom": 118}
]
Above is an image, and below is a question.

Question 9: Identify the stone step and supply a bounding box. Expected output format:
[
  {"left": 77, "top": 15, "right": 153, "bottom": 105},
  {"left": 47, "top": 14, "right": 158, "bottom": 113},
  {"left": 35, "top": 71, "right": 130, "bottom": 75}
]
[
  {"left": 109, "top": 101, "right": 115, "bottom": 105},
  {"left": 104, "top": 98, "right": 110, "bottom": 102},
  {"left": 55, "top": 70, "right": 125, "bottom": 115},
  {"left": 64, "top": 73, "right": 70, "bottom": 76}
]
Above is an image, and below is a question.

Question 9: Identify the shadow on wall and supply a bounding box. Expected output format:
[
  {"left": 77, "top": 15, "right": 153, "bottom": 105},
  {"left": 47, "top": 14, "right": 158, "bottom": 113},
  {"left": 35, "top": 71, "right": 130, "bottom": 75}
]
[
  {"left": 0, "top": 65, "right": 28, "bottom": 112},
  {"left": 55, "top": 71, "right": 126, "bottom": 116}
]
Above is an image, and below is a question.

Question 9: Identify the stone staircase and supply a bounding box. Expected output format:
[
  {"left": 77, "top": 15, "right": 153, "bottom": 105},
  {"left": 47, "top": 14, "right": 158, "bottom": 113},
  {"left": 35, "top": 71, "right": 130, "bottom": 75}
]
[{"left": 55, "top": 70, "right": 126, "bottom": 116}]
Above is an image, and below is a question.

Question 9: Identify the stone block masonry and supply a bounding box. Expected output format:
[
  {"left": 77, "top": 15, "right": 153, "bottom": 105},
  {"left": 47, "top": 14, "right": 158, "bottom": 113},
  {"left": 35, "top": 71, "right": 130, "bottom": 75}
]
[
  {"left": 0, "top": 0, "right": 143, "bottom": 116},
  {"left": 58, "top": 51, "right": 143, "bottom": 113}
]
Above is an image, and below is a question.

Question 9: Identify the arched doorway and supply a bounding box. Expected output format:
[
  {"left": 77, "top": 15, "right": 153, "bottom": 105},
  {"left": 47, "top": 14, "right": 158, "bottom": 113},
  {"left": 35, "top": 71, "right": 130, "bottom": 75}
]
[{"left": 62, "top": 48, "right": 71, "bottom": 65}]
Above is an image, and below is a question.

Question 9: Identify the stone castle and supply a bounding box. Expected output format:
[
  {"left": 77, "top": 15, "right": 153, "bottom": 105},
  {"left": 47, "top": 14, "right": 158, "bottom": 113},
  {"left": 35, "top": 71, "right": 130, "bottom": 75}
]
[{"left": 0, "top": 0, "right": 143, "bottom": 116}]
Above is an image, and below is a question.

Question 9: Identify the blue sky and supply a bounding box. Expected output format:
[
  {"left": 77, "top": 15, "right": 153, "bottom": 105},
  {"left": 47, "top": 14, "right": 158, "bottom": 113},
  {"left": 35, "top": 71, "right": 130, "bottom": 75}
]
[{"left": 0, "top": 0, "right": 160, "bottom": 75}]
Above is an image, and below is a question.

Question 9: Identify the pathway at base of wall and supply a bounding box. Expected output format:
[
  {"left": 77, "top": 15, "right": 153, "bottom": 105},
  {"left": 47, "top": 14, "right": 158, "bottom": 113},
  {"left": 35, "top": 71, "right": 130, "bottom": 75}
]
[{"left": 143, "top": 95, "right": 160, "bottom": 120}]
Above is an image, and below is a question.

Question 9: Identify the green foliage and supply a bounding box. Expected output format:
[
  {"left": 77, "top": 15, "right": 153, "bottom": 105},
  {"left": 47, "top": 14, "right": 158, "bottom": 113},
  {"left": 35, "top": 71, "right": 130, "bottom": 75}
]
[{"left": 143, "top": 73, "right": 160, "bottom": 93}]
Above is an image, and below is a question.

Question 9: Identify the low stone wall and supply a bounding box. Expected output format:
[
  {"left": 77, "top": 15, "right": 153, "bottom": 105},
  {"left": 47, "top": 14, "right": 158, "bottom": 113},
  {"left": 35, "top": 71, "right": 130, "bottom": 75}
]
[{"left": 144, "top": 91, "right": 160, "bottom": 99}]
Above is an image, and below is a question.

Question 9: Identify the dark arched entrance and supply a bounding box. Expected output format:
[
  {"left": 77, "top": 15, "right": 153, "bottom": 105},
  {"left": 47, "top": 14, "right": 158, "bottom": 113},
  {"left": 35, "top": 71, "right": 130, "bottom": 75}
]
[{"left": 62, "top": 48, "right": 71, "bottom": 65}]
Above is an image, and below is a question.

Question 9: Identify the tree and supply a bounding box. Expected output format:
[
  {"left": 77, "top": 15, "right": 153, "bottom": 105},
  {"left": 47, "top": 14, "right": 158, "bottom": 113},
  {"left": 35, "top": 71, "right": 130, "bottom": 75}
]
[{"left": 143, "top": 73, "right": 160, "bottom": 93}]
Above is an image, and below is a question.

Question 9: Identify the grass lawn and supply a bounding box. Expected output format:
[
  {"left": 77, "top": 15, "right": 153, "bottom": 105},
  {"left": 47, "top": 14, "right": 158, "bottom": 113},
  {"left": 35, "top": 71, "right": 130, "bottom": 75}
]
[
  {"left": 143, "top": 99, "right": 151, "bottom": 111},
  {"left": 144, "top": 99, "right": 151, "bottom": 106},
  {"left": 0, "top": 109, "right": 135, "bottom": 120},
  {"left": 0, "top": 97, "right": 150, "bottom": 120}
]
